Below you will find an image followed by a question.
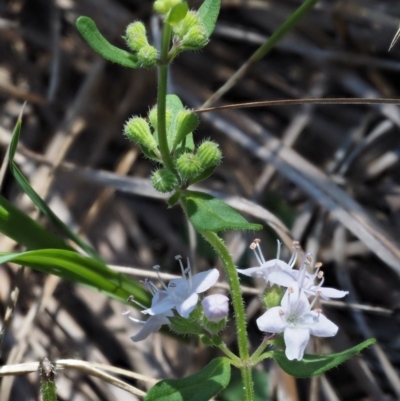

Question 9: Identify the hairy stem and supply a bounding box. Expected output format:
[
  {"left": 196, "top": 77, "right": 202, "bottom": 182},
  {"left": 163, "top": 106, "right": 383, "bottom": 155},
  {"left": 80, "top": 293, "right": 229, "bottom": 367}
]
[
  {"left": 157, "top": 22, "right": 175, "bottom": 172},
  {"left": 199, "top": 230, "right": 254, "bottom": 401}
]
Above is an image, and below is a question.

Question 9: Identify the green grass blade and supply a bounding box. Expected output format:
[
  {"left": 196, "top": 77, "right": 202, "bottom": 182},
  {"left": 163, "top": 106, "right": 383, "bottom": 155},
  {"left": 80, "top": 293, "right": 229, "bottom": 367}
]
[
  {"left": 0, "top": 249, "right": 149, "bottom": 304},
  {"left": 9, "top": 117, "right": 101, "bottom": 260},
  {"left": 0, "top": 195, "right": 71, "bottom": 251}
]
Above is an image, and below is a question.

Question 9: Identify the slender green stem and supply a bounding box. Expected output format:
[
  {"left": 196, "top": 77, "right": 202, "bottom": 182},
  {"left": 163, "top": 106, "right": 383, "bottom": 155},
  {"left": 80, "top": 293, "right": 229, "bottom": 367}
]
[
  {"left": 217, "top": 342, "right": 242, "bottom": 367},
  {"left": 250, "top": 0, "right": 319, "bottom": 62},
  {"left": 157, "top": 22, "right": 175, "bottom": 172},
  {"left": 250, "top": 337, "right": 271, "bottom": 363},
  {"left": 199, "top": 230, "right": 254, "bottom": 401},
  {"left": 251, "top": 352, "right": 273, "bottom": 366}
]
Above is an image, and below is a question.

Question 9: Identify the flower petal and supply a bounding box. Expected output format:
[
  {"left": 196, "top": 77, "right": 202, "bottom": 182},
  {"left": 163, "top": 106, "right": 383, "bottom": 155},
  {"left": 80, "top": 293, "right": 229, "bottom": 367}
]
[
  {"left": 281, "top": 284, "right": 310, "bottom": 315},
  {"left": 191, "top": 269, "right": 219, "bottom": 293},
  {"left": 268, "top": 271, "right": 297, "bottom": 287},
  {"left": 307, "top": 312, "right": 338, "bottom": 337},
  {"left": 142, "top": 296, "right": 176, "bottom": 315},
  {"left": 256, "top": 307, "right": 286, "bottom": 333},
  {"left": 130, "top": 315, "right": 170, "bottom": 342},
  {"left": 284, "top": 327, "right": 310, "bottom": 361},
  {"left": 314, "top": 287, "right": 349, "bottom": 300},
  {"left": 237, "top": 266, "right": 268, "bottom": 278},
  {"left": 176, "top": 292, "right": 199, "bottom": 318}
]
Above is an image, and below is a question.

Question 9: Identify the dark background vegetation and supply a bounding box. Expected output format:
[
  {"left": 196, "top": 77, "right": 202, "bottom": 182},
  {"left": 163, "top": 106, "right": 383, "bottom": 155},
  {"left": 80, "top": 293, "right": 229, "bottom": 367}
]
[{"left": 1, "top": 0, "right": 400, "bottom": 400}]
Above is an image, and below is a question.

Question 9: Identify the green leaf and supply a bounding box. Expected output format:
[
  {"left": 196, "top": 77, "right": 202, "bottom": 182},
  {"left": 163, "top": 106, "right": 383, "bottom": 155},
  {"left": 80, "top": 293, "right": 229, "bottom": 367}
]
[
  {"left": 198, "top": 0, "right": 221, "bottom": 38},
  {"left": 167, "top": 2, "right": 189, "bottom": 25},
  {"left": 9, "top": 118, "right": 100, "bottom": 260},
  {"left": 145, "top": 357, "right": 231, "bottom": 401},
  {"left": 0, "top": 249, "right": 150, "bottom": 305},
  {"left": 182, "top": 191, "right": 262, "bottom": 232},
  {"left": 76, "top": 16, "right": 140, "bottom": 69},
  {"left": 0, "top": 195, "right": 71, "bottom": 251},
  {"left": 9, "top": 117, "right": 21, "bottom": 162},
  {"left": 271, "top": 338, "right": 376, "bottom": 378},
  {"left": 188, "top": 165, "right": 216, "bottom": 185}
]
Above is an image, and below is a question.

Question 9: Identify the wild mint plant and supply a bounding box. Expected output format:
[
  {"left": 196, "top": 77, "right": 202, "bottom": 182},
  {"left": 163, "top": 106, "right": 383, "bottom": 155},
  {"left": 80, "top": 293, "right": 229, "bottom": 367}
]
[{"left": 73, "top": 1, "right": 374, "bottom": 400}]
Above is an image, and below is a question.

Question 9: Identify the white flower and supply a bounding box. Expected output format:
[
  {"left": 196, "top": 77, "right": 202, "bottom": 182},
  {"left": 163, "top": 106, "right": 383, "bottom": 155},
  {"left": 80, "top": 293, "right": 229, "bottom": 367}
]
[
  {"left": 142, "top": 256, "right": 219, "bottom": 318},
  {"left": 237, "top": 239, "right": 299, "bottom": 283},
  {"left": 126, "top": 287, "right": 173, "bottom": 342},
  {"left": 129, "top": 313, "right": 172, "bottom": 342},
  {"left": 269, "top": 253, "right": 348, "bottom": 300},
  {"left": 256, "top": 285, "right": 338, "bottom": 360},
  {"left": 202, "top": 294, "right": 229, "bottom": 322}
]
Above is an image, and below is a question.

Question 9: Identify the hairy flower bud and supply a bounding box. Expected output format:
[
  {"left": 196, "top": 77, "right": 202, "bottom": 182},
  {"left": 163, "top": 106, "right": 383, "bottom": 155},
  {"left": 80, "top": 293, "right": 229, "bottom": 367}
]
[
  {"left": 176, "top": 153, "right": 202, "bottom": 179},
  {"left": 181, "top": 25, "right": 208, "bottom": 49},
  {"left": 173, "top": 11, "right": 200, "bottom": 38},
  {"left": 148, "top": 106, "right": 172, "bottom": 132},
  {"left": 173, "top": 109, "right": 199, "bottom": 149},
  {"left": 137, "top": 45, "right": 158, "bottom": 67},
  {"left": 154, "top": 0, "right": 181, "bottom": 14},
  {"left": 263, "top": 284, "right": 285, "bottom": 309},
  {"left": 152, "top": 169, "right": 179, "bottom": 193},
  {"left": 197, "top": 141, "right": 222, "bottom": 169},
  {"left": 124, "top": 117, "right": 157, "bottom": 151},
  {"left": 125, "top": 22, "right": 148, "bottom": 52}
]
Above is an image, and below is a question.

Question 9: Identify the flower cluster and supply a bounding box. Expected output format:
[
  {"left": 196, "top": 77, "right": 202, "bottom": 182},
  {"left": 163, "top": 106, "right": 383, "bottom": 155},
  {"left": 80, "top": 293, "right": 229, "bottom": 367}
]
[
  {"left": 126, "top": 256, "right": 227, "bottom": 341},
  {"left": 238, "top": 239, "right": 348, "bottom": 361}
]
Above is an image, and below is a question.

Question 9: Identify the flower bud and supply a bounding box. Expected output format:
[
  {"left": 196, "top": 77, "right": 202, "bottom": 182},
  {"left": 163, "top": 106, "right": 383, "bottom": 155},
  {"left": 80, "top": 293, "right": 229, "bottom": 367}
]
[
  {"left": 176, "top": 153, "right": 202, "bottom": 179},
  {"left": 202, "top": 294, "right": 229, "bottom": 322},
  {"left": 154, "top": 0, "right": 181, "bottom": 14},
  {"left": 173, "top": 11, "right": 200, "bottom": 38},
  {"left": 172, "top": 109, "right": 199, "bottom": 149},
  {"left": 137, "top": 45, "right": 158, "bottom": 68},
  {"left": 201, "top": 294, "right": 229, "bottom": 334},
  {"left": 152, "top": 169, "right": 179, "bottom": 193},
  {"left": 181, "top": 25, "right": 208, "bottom": 49},
  {"left": 124, "top": 117, "right": 157, "bottom": 151},
  {"left": 148, "top": 106, "right": 172, "bottom": 132},
  {"left": 148, "top": 106, "right": 158, "bottom": 130},
  {"left": 197, "top": 141, "right": 222, "bottom": 169},
  {"left": 263, "top": 285, "right": 285, "bottom": 309},
  {"left": 125, "top": 22, "right": 148, "bottom": 52}
]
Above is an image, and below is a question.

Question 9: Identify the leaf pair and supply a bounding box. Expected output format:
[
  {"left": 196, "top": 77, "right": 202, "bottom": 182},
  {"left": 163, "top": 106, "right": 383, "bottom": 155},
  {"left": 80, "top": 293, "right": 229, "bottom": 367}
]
[{"left": 144, "top": 339, "right": 375, "bottom": 400}]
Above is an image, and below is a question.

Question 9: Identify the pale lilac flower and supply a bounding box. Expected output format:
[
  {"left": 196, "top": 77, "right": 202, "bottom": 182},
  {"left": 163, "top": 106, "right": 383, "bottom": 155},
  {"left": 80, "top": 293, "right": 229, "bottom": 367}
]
[
  {"left": 126, "top": 287, "right": 173, "bottom": 342},
  {"left": 129, "top": 313, "right": 172, "bottom": 342},
  {"left": 143, "top": 256, "right": 219, "bottom": 318},
  {"left": 256, "top": 285, "right": 338, "bottom": 360},
  {"left": 269, "top": 253, "right": 348, "bottom": 300},
  {"left": 202, "top": 294, "right": 229, "bottom": 322},
  {"left": 237, "top": 239, "right": 299, "bottom": 283}
]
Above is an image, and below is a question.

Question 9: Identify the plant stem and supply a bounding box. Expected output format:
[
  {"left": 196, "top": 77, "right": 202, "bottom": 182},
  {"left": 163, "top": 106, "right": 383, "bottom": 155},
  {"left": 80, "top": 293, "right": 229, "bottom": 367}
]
[
  {"left": 157, "top": 22, "right": 175, "bottom": 172},
  {"left": 199, "top": 230, "right": 254, "bottom": 401}
]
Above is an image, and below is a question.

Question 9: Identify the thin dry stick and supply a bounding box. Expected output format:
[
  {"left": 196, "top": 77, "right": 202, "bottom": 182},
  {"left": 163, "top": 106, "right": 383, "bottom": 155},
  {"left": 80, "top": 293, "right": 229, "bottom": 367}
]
[
  {"left": 79, "top": 148, "right": 139, "bottom": 234},
  {"left": 56, "top": 360, "right": 147, "bottom": 397},
  {"left": 0, "top": 360, "right": 148, "bottom": 397},
  {"left": 195, "top": 97, "right": 400, "bottom": 114},
  {"left": 202, "top": 0, "right": 319, "bottom": 107}
]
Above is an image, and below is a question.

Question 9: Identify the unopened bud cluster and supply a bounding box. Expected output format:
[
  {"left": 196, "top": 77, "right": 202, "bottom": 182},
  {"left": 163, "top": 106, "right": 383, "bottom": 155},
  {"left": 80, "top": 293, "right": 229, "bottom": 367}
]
[
  {"left": 172, "top": 11, "right": 208, "bottom": 52},
  {"left": 124, "top": 103, "right": 222, "bottom": 193},
  {"left": 124, "top": 21, "right": 157, "bottom": 67}
]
